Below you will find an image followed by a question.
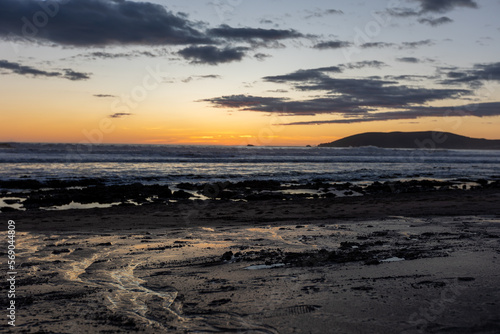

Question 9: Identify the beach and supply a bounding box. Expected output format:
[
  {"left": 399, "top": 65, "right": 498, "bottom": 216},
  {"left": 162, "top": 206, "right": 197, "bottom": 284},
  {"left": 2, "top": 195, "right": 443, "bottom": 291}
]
[
  {"left": 3, "top": 0, "right": 500, "bottom": 332},
  {"left": 3, "top": 187, "right": 500, "bottom": 333}
]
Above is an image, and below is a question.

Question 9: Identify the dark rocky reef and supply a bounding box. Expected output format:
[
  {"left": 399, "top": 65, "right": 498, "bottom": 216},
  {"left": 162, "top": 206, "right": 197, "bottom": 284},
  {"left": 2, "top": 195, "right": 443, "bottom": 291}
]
[{"left": 2, "top": 177, "right": 499, "bottom": 212}]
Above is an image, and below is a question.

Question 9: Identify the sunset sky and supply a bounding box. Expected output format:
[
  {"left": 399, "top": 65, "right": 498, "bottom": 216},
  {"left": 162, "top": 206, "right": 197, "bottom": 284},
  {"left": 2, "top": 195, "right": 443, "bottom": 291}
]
[{"left": 1, "top": 0, "right": 500, "bottom": 146}]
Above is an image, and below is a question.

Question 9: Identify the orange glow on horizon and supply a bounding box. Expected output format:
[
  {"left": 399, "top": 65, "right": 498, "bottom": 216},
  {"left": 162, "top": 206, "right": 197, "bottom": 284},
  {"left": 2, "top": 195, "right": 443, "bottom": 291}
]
[
  {"left": 2, "top": 97, "right": 500, "bottom": 146},
  {"left": 3, "top": 118, "right": 500, "bottom": 147}
]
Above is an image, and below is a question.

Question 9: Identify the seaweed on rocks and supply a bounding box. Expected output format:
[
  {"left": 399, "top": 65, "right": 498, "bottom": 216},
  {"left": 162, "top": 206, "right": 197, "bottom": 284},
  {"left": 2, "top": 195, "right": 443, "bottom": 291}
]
[
  {"left": 20, "top": 183, "right": 174, "bottom": 209},
  {"left": 222, "top": 236, "right": 447, "bottom": 269}
]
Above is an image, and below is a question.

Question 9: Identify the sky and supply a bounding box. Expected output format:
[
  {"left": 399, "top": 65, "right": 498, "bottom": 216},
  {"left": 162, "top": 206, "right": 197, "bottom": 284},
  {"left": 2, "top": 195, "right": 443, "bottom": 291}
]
[{"left": 1, "top": 0, "right": 500, "bottom": 146}]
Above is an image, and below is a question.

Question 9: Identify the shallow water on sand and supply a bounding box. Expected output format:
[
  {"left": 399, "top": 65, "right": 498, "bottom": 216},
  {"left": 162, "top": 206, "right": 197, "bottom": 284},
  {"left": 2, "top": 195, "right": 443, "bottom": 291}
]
[{"left": 8, "top": 216, "right": 500, "bottom": 333}]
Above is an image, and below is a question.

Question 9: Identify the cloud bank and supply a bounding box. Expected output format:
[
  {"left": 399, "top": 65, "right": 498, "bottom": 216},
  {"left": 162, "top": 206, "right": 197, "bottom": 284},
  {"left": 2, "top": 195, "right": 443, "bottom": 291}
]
[
  {"left": 282, "top": 102, "right": 500, "bottom": 125},
  {"left": 418, "top": 16, "right": 453, "bottom": 26},
  {"left": 178, "top": 46, "right": 248, "bottom": 65},
  {"left": 0, "top": 59, "right": 90, "bottom": 80},
  {"left": 202, "top": 64, "right": 471, "bottom": 118},
  {"left": 207, "top": 25, "right": 303, "bottom": 41},
  {"left": 202, "top": 61, "right": 500, "bottom": 124},
  {"left": 0, "top": 0, "right": 307, "bottom": 65},
  {"left": 440, "top": 62, "right": 500, "bottom": 87},
  {"left": 387, "top": 0, "right": 477, "bottom": 26},
  {"left": 0, "top": 0, "right": 211, "bottom": 46},
  {"left": 415, "top": 0, "right": 478, "bottom": 13}
]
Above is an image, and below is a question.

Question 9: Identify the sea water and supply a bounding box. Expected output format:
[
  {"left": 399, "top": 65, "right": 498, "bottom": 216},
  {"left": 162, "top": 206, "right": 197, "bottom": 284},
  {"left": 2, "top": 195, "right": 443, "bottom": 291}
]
[{"left": 0, "top": 143, "right": 499, "bottom": 189}]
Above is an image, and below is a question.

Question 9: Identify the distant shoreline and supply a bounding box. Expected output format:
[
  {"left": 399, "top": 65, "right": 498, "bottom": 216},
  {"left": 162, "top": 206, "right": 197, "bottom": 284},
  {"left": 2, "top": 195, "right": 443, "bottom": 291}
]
[{"left": 2, "top": 139, "right": 500, "bottom": 149}]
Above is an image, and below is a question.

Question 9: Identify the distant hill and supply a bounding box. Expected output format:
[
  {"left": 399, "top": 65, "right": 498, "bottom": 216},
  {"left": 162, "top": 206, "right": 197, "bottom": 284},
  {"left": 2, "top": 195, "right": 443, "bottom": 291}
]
[{"left": 318, "top": 131, "right": 500, "bottom": 150}]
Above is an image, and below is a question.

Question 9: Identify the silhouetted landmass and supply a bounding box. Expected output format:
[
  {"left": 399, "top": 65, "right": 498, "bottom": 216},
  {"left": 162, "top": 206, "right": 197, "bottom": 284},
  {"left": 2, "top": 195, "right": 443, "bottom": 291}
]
[{"left": 318, "top": 131, "right": 500, "bottom": 150}]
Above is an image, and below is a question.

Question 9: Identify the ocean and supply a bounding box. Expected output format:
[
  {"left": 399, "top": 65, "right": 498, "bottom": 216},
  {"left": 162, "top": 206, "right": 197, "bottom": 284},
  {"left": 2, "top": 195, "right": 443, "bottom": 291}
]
[{"left": 1, "top": 142, "right": 499, "bottom": 188}]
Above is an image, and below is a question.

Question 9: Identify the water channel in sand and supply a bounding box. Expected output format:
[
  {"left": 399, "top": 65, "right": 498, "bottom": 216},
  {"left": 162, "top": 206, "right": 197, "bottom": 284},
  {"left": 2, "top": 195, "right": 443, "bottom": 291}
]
[
  {"left": 13, "top": 227, "right": 296, "bottom": 332},
  {"left": 11, "top": 217, "right": 497, "bottom": 333}
]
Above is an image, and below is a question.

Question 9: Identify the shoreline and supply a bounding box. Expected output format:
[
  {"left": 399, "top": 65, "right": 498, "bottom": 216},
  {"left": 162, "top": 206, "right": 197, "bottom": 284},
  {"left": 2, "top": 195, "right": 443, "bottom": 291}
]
[
  {"left": 7, "top": 187, "right": 500, "bottom": 232},
  {"left": 2, "top": 177, "right": 500, "bottom": 214}
]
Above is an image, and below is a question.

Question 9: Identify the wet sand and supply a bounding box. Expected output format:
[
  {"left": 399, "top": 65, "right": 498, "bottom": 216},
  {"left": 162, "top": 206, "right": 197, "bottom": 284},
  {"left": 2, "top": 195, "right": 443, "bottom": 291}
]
[{"left": 2, "top": 189, "right": 500, "bottom": 333}]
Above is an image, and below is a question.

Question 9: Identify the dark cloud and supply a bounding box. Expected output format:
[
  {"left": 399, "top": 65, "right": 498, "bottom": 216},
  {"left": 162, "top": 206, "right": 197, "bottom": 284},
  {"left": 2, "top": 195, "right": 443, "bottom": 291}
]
[
  {"left": 199, "top": 74, "right": 221, "bottom": 79},
  {"left": 360, "top": 42, "right": 396, "bottom": 49},
  {"left": 418, "top": 16, "right": 453, "bottom": 26},
  {"left": 342, "top": 61, "right": 387, "bottom": 69},
  {"left": 0, "top": 59, "right": 60, "bottom": 78},
  {"left": 476, "top": 36, "right": 493, "bottom": 47},
  {"left": 94, "top": 94, "right": 115, "bottom": 98},
  {"left": 254, "top": 53, "right": 272, "bottom": 61},
  {"left": 0, "top": 0, "right": 306, "bottom": 68},
  {"left": 83, "top": 52, "right": 133, "bottom": 60},
  {"left": 282, "top": 102, "right": 500, "bottom": 125},
  {"left": 295, "top": 79, "right": 465, "bottom": 107},
  {"left": 313, "top": 40, "right": 352, "bottom": 49},
  {"left": 201, "top": 95, "right": 367, "bottom": 116},
  {"left": 359, "top": 41, "right": 433, "bottom": 50},
  {"left": 414, "top": 0, "right": 478, "bottom": 13},
  {"left": 246, "top": 40, "right": 287, "bottom": 49},
  {"left": 182, "top": 74, "right": 221, "bottom": 83},
  {"left": 247, "top": 97, "right": 370, "bottom": 115},
  {"left": 385, "top": 74, "right": 438, "bottom": 81},
  {"left": 400, "top": 39, "right": 434, "bottom": 49},
  {"left": 208, "top": 24, "right": 303, "bottom": 41},
  {"left": 199, "top": 95, "right": 287, "bottom": 109},
  {"left": 263, "top": 66, "right": 341, "bottom": 83},
  {"left": 467, "top": 62, "right": 500, "bottom": 81},
  {"left": 264, "top": 66, "right": 468, "bottom": 108},
  {"left": 445, "top": 71, "right": 468, "bottom": 79},
  {"left": 267, "top": 73, "right": 467, "bottom": 108},
  {"left": 396, "top": 57, "right": 420, "bottom": 63},
  {"left": 386, "top": 8, "right": 421, "bottom": 17},
  {"left": 202, "top": 65, "right": 470, "bottom": 118},
  {"left": 440, "top": 62, "right": 500, "bottom": 86},
  {"left": 63, "top": 69, "right": 91, "bottom": 81},
  {"left": 325, "top": 9, "right": 344, "bottom": 15},
  {"left": 305, "top": 8, "right": 343, "bottom": 19},
  {"left": 0, "top": 59, "right": 90, "bottom": 80},
  {"left": 259, "top": 19, "right": 274, "bottom": 25},
  {"left": 178, "top": 45, "right": 248, "bottom": 65},
  {"left": 0, "top": 0, "right": 213, "bottom": 46},
  {"left": 72, "top": 50, "right": 168, "bottom": 60},
  {"left": 388, "top": 0, "right": 477, "bottom": 17},
  {"left": 267, "top": 89, "right": 289, "bottom": 93},
  {"left": 109, "top": 113, "right": 132, "bottom": 118},
  {"left": 202, "top": 86, "right": 470, "bottom": 117}
]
